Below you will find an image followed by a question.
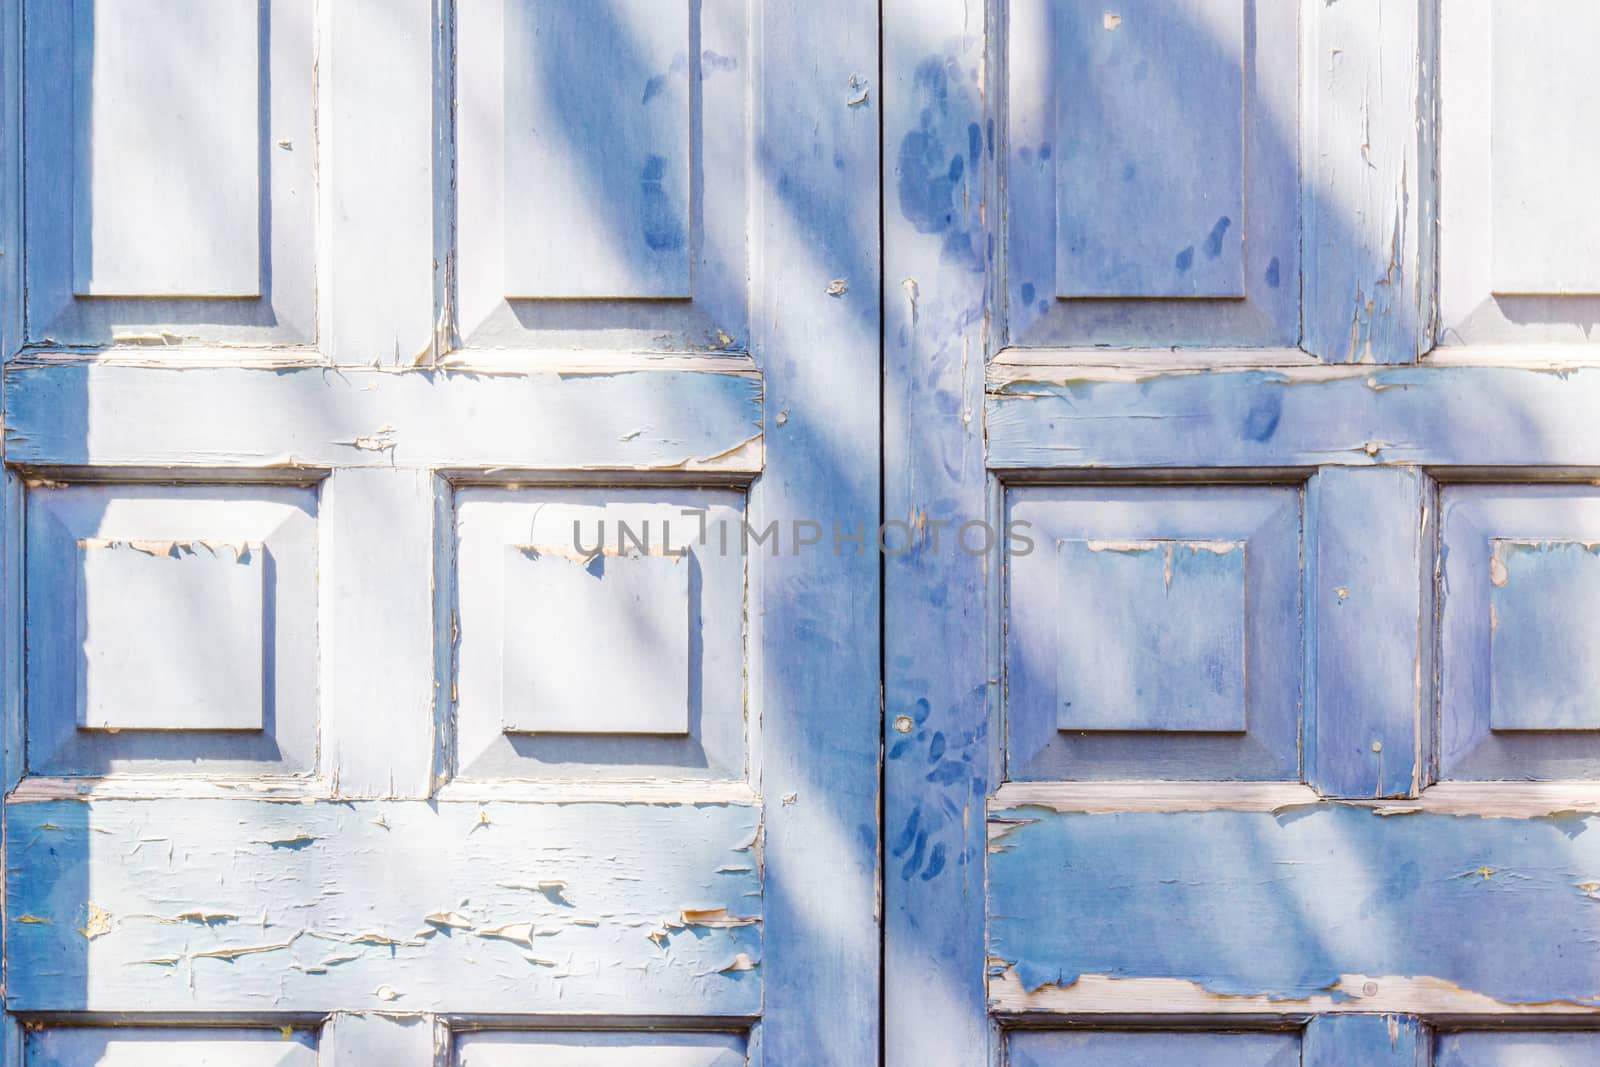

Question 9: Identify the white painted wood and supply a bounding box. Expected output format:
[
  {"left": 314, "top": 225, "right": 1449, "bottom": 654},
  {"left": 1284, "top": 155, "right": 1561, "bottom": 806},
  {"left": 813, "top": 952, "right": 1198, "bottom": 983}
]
[
  {"left": 501, "top": 548, "right": 691, "bottom": 737},
  {"left": 4, "top": 362, "right": 764, "bottom": 472},
  {"left": 322, "top": 0, "right": 438, "bottom": 365},
  {"left": 22, "top": 0, "right": 316, "bottom": 347},
  {"left": 323, "top": 468, "right": 437, "bottom": 799},
  {"left": 502, "top": 1, "right": 690, "bottom": 299},
  {"left": 1489, "top": 1, "right": 1600, "bottom": 295},
  {"left": 456, "top": 1032, "right": 746, "bottom": 1067},
  {"left": 71, "top": 0, "right": 260, "bottom": 298},
  {"left": 25, "top": 1026, "right": 317, "bottom": 1066},
  {"left": 324, "top": 1013, "right": 439, "bottom": 1067},
  {"left": 76, "top": 538, "right": 265, "bottom": 732},
  {"left": 453, "top": 488, "right": 746, "bottom": 781},
  {"left": 6, "top": 798, "right": 763, "bottom": 1015},
  {"left": 1301, "top": 0, "right": 1433, "bottom": 362},
  {"left": 988, "top": 969, "right": 1600, "bottom": 1017},
  {"left": 1438, "top": 0, "right": 1600, "bottom": 349},
  {"left": 26, "top": 482, "right": 318, "bottom": 777}
]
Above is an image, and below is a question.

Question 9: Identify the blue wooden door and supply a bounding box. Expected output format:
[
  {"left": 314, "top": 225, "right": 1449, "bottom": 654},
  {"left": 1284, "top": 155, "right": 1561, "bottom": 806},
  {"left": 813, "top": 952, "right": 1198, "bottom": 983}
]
[
  {"left": 0, "top": 1, "right": 879, "bottom": 1063},
  {"left": 887, "top": 1, "right": 1600, "bottom": 1064}
]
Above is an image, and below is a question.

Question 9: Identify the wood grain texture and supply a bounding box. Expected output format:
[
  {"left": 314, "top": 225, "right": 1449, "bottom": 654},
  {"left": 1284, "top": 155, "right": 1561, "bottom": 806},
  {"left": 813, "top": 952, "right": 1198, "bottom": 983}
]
[
  {"left": 6, "top": 799, "right": 763, "bottom": 1014},
  {"left": 1301, "top": 0, "right": 1435, "bottom": 363},
  {"left": 989, "top": 805, "right": 1600, "bottom": 1010}
]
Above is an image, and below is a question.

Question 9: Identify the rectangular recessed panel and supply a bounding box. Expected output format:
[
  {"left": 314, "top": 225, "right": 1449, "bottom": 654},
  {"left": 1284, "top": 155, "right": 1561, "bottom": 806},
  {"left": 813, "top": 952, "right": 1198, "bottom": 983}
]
[
  {"left": 502, "top": 0, "right": 690, "bottom": 299},
  {"left": 1489, "top": 538, "right": 1600, "bottom": 731},
  {"left": 1438, "top": 1032, "right": 1600, "bottom": 1066},
  {"left": 76, "top": 539, "right": 265, "bottom": 732},
  {"left": 26, "top": 1027, "right": 317, "bottom": 1067},
  {"left": 1009, "top": 1031, "right": 1298, "bottom": 1067},
  {"left": 1490, "top": 0, "right": 1600, "bottom": 295},
  {"left": 501, "top": 547, "right": 691, "bottom": 736},
  {"left": 456, "top": 1032, "right": 746, "bottom": 1067},
  {"left": 1055, "top": 538, "right": 1247, "bottom": 732},
  {"left": 1055, "top": 0, "right": 1245, "bottom": 298},
  {"left": 71, "top": 0, "right": 262, "bottom": 297}
]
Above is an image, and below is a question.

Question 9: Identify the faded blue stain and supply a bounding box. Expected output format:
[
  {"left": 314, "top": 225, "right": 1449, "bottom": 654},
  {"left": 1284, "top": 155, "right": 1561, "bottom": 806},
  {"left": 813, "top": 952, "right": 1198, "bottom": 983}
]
[
  {"left": 1266, "top": 256, "right": 1281, "bottom": 288},
  {"left": 1203, "top": 216, "right": 1231, "bottom": 258},
  {"left": 1242, "top": 393, "right": 1282, "bottom": 441},
  {"left": 1021, "top": 282, "right": 1036, "bottom": 305},
  {"left": 640, "top": 154, "right": 685, "bottom": 252},
  {"left": 1175, "top": 246, "right": 1195, "bottom": 273}
]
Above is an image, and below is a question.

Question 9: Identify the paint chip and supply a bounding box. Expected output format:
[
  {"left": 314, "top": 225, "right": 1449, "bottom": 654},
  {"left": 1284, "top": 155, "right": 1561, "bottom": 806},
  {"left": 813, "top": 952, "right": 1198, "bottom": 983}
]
[
  {"left": 1103, "top": 12, "right": 1121, "bottom": 29},
  {"left": 826, "top": 278, "right": 849, "bottom": 297},
  {"left": 79, "top": 903, "right": 113, "bottom": 940}
]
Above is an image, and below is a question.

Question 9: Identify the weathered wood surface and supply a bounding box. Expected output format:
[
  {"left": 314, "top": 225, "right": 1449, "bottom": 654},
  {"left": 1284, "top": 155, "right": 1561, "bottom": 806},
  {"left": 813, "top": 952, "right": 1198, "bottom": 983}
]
[
  {"left": 3, "top": 363, "right": 763, "bottom": 472},
  {"left": 1307, "top": 467, "right": 1429, "bottom": 799},
  {"left": 6, "top": 799, "right": 762, "bottom": 1015},
  {"left": 989, "top": 804, "right": 1600, "bottom": 1013},
  {"left": 1301, "top": 0, "right": 1434, "bottom": 363},
  {"left": 883, "top": 1, "right": 991, "bottom": 1064},
  {"left": 988, "top": 365, "right": 1600, "bottom": 469}
]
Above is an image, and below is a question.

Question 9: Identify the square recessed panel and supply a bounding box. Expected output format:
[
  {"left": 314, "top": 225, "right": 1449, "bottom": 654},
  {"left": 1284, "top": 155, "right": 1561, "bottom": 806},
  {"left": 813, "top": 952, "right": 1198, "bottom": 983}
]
[
  {"left": 27, "top": 1027, "right": 318, "bottom": 1067},
  {"left": 71, "top": 0, "right": 261, "bottom": 298},
  {"left": 501, "top": 547, "right": 691, "bottom": 736},
  {"left": 1004, "top": 0, "right": 1298, "bottom": 348},
  {"left": 1008, "top": 1030, "right": 1299, "bottom": 1067},
  {"left": 25, "top": 483, "right": 318, "bottom": 777},
  {"left": 1489, "top": 1, "right": 1600, "bottom": 297},
  {"left": 1056, "top": 538, "right": 1247, "bottom": 731},
  {"left": 1438, "top": 0, "right": 1600, "bottom": 347},
  {"left": 456, "top": 0, "right": 750, "bottom": 351},
  {"left": 453, "top": 487, "right": 746, "bottom": 781},
  {"left": 1489, "top": 539, "right": 1600, "bottom": 731},
  {"left": 455, "top": 1032, "right": 746, "bottom": 1067},
  {"left": 1440, "top": 487, "right": 1600, "bottom": 779},
  {"left": 1055, "top": 0, "right": 1244, "bottom": 299},
  {"left": 1007, "top": 485, "right": 1301, "bottom": 781},
  {"left": 76, "top": 539, "right": 265, "bottom": 732},
  {"left": 23, "top": 0, "right": 315, "bottom": 346}
]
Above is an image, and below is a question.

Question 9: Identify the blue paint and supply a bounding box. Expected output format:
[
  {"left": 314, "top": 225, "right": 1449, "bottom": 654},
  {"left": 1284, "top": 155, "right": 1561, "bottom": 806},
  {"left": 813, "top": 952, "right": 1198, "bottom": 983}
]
[
  {"left": 1305, "top": 1016, "right": 1425, "bottom": 1067},
  {"left": 1175, "top": 245, "right": 1195, "bottom": 272},
  {"left": 1241, "top": 393, "right": 1281, "bottom": 441},
  {"left": 1021, "top": 282, "right": 1036, "bottom": 305},
  {"left": 1266, "top": 255, "right": 1282, "bottom": 287},
  {"left": 990, "top": 805, "right": 1600, "bottom": 1003}
]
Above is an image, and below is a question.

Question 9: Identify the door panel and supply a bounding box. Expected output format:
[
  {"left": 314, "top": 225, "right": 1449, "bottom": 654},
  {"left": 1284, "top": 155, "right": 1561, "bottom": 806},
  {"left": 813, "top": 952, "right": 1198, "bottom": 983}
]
[
  {"left": 1, "top": 1, "right": 879, "bottom": 1063},
  {"left": 888, "top": 0, "right": 1600, "bottom": 1064}
]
